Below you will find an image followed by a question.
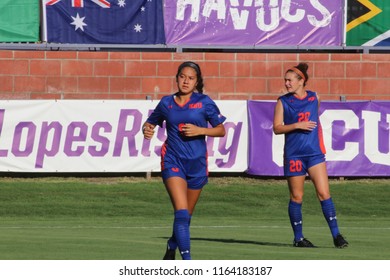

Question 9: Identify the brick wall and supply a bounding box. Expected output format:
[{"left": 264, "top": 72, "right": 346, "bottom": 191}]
[{"left": 1, "top": 50, "right": 390, "bottom": 101}]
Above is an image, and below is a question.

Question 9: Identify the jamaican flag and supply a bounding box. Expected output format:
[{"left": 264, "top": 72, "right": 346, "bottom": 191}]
[{"left": 347, "top": 0, "right": 390, "bottom": 46}]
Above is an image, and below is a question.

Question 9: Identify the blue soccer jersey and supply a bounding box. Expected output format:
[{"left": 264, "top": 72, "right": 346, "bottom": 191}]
[
  {"left": 279, "top": 90, "right": 326, "bottom": 158},
  {"left": 147, "top": 92, "right": 226, "bottom": 161}
]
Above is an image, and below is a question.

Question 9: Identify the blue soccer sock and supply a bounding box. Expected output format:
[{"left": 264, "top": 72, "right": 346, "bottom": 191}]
[
  {"left": 288, "top": 200, "right": 304, "bottom": 241},
  {"left": 321, "top": 198, "right": 340, "bottom": 238},
  {"left": 173, "top": 209, "right": 191, "bottom": 260},
  {"left": 167, "top": 214, "right": 192, "bottom": 251}
]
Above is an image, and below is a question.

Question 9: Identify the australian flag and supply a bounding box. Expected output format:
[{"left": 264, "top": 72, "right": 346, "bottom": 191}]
[{"left": 44, "top": 0, "right": 165, "bottom": 44}]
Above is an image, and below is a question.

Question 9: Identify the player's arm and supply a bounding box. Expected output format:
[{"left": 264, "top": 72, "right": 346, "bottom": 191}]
[
  {"left": 273, "top": 99, "right": 316, "bottom": 134},
  {"left": 142, "top": 122, "right": 156, "bottom": 140},
  {"left": 181, "top": 123, "right": 225, "bottom": 138}
]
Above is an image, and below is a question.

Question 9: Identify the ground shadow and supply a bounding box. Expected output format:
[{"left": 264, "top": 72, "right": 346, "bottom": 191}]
[{"left": 160, "top": 236, "right": 291, "bottom": 248}]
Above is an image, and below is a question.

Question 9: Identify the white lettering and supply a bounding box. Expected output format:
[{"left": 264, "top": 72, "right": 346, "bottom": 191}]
[
  {"left": 176, "top": 0, "right": 201, "bottom": 22},
  {"left": 362, "top": 110, "right": 390, "bottom": 165},
  {"left": 174, "top": 0, "right": 333, "bottom": 31},
  {"left": 320, "top": 110, "right": 359, "bottom": 161},
  {"left": 281, "top": 0, "right": 304, "bottom": 23},
  {"left": 203, "top": 0, "right": 226, "bottom": 20}
]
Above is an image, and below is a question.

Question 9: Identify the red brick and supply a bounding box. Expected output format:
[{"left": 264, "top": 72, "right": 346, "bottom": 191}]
[
  {"left": 141, "top": 77, "right": 174, "bottom": 94},
  {"left": 252, "top": 94, "right": 279, "bottom": 100},
  {"left": 268, "top": 78, "right": 287, "bottom": 95},
  {"left": 30, "top": 60, "right": 61, "bottom": 76},
  {"left": 30, "top": 93, "right": 62, "bottom": 99},
  {"left": 377, "top": 63, "right": 390, "bottom": 78},
  {"left": 205, "top": 78, "right": 235, "bottom": 94},
  {"left": 299, "top": 53, "right": 330, "bottom": 62},
  {"left": 78, "top": 77, "right": 109, "bottom": 93},
  {"left": 124, "top": 93, "right": 152, "bottom": 100},
  {"left": 0, "top": 51, "right": 14, "bottom": 58},
  {"left": 110, "top": 52, "right": 141, "bottom": 60},
  {"left": 330, "top": 79, "right": 361, "bottom": 95},
  {"left": 236, "top": 78, "right": 266, "bottom": 93},
  {"left": 63, "top": 93, "right": 123, "bottom": 99},
  {"left": 346, "top": 62, "right": 376, "bottom": 78},
  {"left": 157, "top": 61, "right": 180, "bottom": 76},
  {"left": 330, "top": 53, "right": 362, "bottom": 61},
  {"left": 220, "top": 94, "right": 250, "bottom": 100},
  {"left": 236, "top": 53, "right": 267, "bottom": 61},
  {"left": 126, "top": 61, "right": 157, "bottom": 76},
  {"left": 201, "top": 62, "right": 219, "bottom": 77},
  {"left": 94, "top": 61, "right": 125, "bottom": 76},
  {"left": 110, "top": 77, "right": 142, "bottom": 93},
  {"left": 46, "top": 77, "right": 78, "bottom": 93},
  {"left": 0, "top": 76, "right": 13, "bottom": 92},
  {"left": 172, "top": 53, "right": 204, "bottom": 62},
  {"left": 141, "top": 52, "right": 172, "bottom": 60},
  {"left": 46, "top": 51, "right": 77, "bottom": 59},
  {"left": 313, "top": 62, "right": 345, "bottom": 78},
  {"left": 62, "top": 60, "right": 94, "bottom": 76},
  {"left": 252, "top": 61, "right": 283, "bottom": 78},
  {"left": 362, "top": 54, "right": 390, "bottom": 62},
  {"left": 14, "top": 76, "right": 46, "bottom": 93},
  {"left": 362, "top": 79, "right": 390, "bottom": 95},
  {"left": 0, "top": 93, "right": 30, "bottom": 99},
  {"left": 220, "top": 62, "right": 251, "bottom": 77},
  {"left": 205, "top": 53, "right": 236, "bottom": 61},
  {"left": 267, "top": 53, "right": 297, "bottom": 62},
  {"left": 78, "top": 52, "right": 109, "bottom": 60},
  {"left": 0, "top": 60, "right": 29, "bottom": 75},
  {"left": 14, "top": 51, "right": 45, "bottom": 59},
  {"left": 307, "top": 78, "right": 329, "bottom": 94}
]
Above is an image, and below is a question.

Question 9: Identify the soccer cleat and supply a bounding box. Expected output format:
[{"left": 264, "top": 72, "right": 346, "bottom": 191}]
[
  {"left": 333, "top": 234, "right": 349, "bottom": 248},
  {"left": 293, "top": 238, "right": 316, "bottom": 248},
  {"left": 162, "top": 244, "right": 176, "bottom": 260}
]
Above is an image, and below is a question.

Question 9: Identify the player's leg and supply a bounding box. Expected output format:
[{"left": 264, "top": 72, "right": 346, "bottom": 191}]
[
  {"left": 308, "top": 161, "right": 348, "bottom": 248},
  {"left": 287, "top": 175, "right": 314, "bottom": 247},
  {"left": 164, "top": 176, "right": 192, "bottom": 260}
]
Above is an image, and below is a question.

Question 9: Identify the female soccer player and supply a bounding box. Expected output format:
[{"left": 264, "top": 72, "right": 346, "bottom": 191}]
[
  {"left": 142, "top": 61, "right": 226, "bottom": 259},
  {"left": 273, "top": 62, "right": 348, "bottom": 248}
]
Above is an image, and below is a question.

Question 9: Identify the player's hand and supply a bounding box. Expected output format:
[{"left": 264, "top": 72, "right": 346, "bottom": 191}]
[
  {"left": 143, "top": 123, "right": 155, "bottom": 140},
  {"left": 297, "top": 121, "right": 317, "bottom": 131},
  {"left": 181, "top": 123, "right": 203, "bottom": 137}
]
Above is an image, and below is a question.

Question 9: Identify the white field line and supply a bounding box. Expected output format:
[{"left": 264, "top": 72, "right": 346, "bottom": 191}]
[{"left": 0, "top": 225, "right": 389, "bottom": 230}]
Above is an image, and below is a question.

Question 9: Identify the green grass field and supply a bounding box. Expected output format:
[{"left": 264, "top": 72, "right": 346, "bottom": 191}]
[{"left": 0, "top": 176, "right": 389, "bottom": 260}]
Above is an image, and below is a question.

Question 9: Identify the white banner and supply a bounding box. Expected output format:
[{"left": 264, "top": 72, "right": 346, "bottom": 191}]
[
  {"left": 0, "top": 260, "right": 387, "bottom": 280},
  {"left": 0, "top": 100, "right": 247, "bottom": 173}
]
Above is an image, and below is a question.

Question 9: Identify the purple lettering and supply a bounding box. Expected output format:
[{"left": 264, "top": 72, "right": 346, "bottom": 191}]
[
  {"left": 215, "top": 122, "right": 242, "bottom": 168},
  {"left": 12, "top": 122, "right": 36, "bottom": 156},
  {"left": 35, "top": 122, "right": 62, "bottom": 168},
  {"left": 113, "top": 109, "right": 142, "bottom": 157},
  {"left": 0, "top": 110, "right": 8, "bottom": 156},
  {"left": 64, "top": 122, "right": 87, "bottom": 156},
  {"left": 89, "top": 122, "right": 112, "bottom": 156}
]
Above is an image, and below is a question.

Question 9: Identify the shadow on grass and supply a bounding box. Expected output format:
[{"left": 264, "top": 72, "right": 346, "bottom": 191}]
[{"left": 160, "top": 237, "right": 291, "bottom": 247}]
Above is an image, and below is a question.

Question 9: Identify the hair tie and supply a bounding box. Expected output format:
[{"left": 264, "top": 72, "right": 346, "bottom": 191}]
[{"left": 290, "top": 67, "right": 305, "bottom": 81}]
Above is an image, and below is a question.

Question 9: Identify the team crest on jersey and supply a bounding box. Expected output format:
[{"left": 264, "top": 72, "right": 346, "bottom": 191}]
[
  {"left": 308, "top": 97, "right": 315, "bottom": 101},
  {"left": 189, "top": 102, "right": 202, "bottom": 109}
]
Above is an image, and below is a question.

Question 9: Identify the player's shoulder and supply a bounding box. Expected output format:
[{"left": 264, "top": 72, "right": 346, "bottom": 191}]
[
  {"left": 279, "top": 92, "right": 294, "bottom": 101},
  {"left": 193, "top": 92, "right": 215, "bottom": 103}
]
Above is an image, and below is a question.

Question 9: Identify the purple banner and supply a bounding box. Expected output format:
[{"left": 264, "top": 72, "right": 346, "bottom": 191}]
[
  {"left": 248, "top": 101, "right": 390, "bottom": 177},
  {"left": 164, "top": 0, "right": 343, "bottom": 46}
]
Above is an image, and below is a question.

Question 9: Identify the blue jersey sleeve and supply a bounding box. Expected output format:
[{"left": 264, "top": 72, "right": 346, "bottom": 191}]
[
  {"left": 205, "top": 97, "right": 226, "bottom": 127},
  {"left": 146, "top": 99, "right": 166, "bottom": 127}
]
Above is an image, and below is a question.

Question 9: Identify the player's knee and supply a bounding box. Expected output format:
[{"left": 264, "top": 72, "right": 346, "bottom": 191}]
[{"left": 174, "top": 209, "right": 190, "bottom": 222}]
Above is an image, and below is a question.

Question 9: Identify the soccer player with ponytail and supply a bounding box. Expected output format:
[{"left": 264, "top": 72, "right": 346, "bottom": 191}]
[
  {"left": 143, "top": 61, "right": 226, "bottom": 259},
  {"left": 273, "top": 62, "right": 348, "bottom": 248}
]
